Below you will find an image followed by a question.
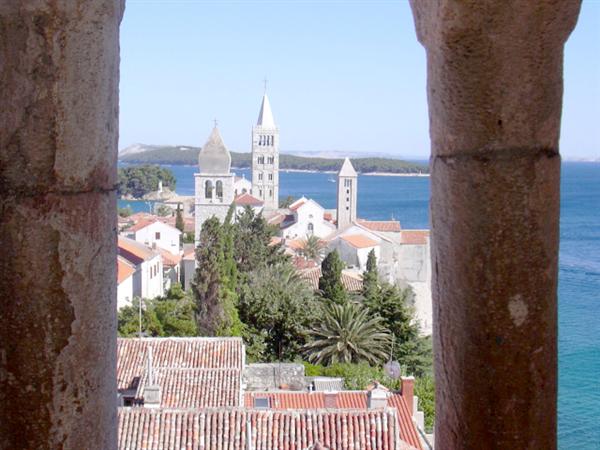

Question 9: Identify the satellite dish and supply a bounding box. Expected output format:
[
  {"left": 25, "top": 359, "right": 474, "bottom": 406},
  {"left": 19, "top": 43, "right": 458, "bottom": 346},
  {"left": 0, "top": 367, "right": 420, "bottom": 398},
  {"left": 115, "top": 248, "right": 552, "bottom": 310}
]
[{"left": 384, "top": 360, "right": 401, "bottom": 380}]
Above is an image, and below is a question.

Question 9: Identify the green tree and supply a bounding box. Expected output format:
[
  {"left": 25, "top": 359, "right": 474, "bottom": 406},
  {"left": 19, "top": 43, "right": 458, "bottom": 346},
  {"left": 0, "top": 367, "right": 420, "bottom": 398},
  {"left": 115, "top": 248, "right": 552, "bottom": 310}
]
[
  {"left": 175, "top": 203, "right": 184, "bottom": 232},
  {"left": 117, "top": 297, "right": 163, "bottom": 337},
  {"left": 304, "top": 302, "right": 391, "bottom": 365},
  {"left": 300, "top": 235, "right": 326, "bottom": 262},
  {"left": 279, "top": 195, "right": 295, "bottom": 208},
  {"left": 118, "top": 206, "right": 133, "bottom": 217},
  {"left": 302, "top": 361, "right": 402, "bottom": 391},
  {"left": 239, "top": 263, "right": 318, "bottom": 361},
  {"left": 362, "top": 249, "right": 379, "bottom": 301},
  {"left": 156, "top": 204, "right": 172, "bottom": 217},
  {"left": 365, "top": 283, "right": 433, "bottom": 377},
  {"left": 415, "top": 375, "right": 435, "bottom": 432},
  {"left": 318, "top": 250, "right": 347, "bottom": 304},
  {"left": 232, "top": 206, "right": 287, "bottom": 275},
  {"left": 153, "top": 284, "right": 198, "bottom": 336},
  {"left": 117, "top": 164, "right": 176, "bottom": 198},
  {"left": 192, "top": 217, "right": 242, "bottom": 336}
]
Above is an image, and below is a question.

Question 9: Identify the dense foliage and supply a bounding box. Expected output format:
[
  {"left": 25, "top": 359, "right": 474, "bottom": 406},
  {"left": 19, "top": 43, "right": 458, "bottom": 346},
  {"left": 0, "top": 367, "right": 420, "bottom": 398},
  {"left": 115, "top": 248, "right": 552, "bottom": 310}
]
[
  {"left": 238, "top": 264, "right": 318, "bottom": 361},
  {"left": 415, "top": 375, "right": 435, "bottom": 433},
  {"left": 118, "top": 164, "right": 176, "bottom": 198},
  {"left": 120, "top": 146, "right": 429, "bottom": 174},
  {"left": 300, "top": 235, "right": 327, "bottom": 263},
  {"left": 318, "top": 250, "right": 347, "bottom": 304},
  {"left": 192, "top": 217, "right": 242, "bottom": 336},
  {"left": 117, "top": 284, "right": 197, "bottom": 337},
  {"left": 304, "top": 302, "right": 391, "bottom": 365}
]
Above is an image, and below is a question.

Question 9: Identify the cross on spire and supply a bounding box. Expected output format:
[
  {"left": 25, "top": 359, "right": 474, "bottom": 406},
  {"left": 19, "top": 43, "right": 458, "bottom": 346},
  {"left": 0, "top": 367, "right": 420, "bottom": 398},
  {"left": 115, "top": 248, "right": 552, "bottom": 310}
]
[
  {"left": 263, "top": 77, "right": 268, "bottom": 93},
  {"left": 213, "top": 118, "right": 218, "bottom": 128}
]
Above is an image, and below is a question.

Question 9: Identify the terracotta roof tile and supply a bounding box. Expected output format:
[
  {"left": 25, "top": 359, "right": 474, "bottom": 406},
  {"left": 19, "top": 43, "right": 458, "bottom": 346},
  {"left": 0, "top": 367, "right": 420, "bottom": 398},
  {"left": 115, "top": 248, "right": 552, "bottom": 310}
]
[
  {"left": 117, "top": 337, "right": 244, "bottom": 392},
  {"left": 401, "top": 230, "right": 429, "bottom": 245},
  {"left": 243, "top": 391, "right": 422, "bottom": 450},
  {"left": 118, "top": 236, "right": 158, "bottom": 264},
  {"left": 234, "top": 192, "right": 264, "bottom": 206},
  {"left": 298, "top": 267, "right": 363, "bottom": 292},
  {"left": 290, "top": 200, "right": 306, "bottom": 211},
  {"left": 118, "top": 408, "right": 411, "bottom": 450},
  {"left": 156, "top": 248, "right": 182, "bottom": 267},
  {"left": 358, "top": 219, "right": 402, "bottom": 232},
  {"left": 341, "top": 234, "right": 379, "bottom": 249},
  {"left": 127, "top": 218, "right": 157, "bottom": 232},
  {"left": 117, "top": 256, "right": 136, "bottom": 284}
]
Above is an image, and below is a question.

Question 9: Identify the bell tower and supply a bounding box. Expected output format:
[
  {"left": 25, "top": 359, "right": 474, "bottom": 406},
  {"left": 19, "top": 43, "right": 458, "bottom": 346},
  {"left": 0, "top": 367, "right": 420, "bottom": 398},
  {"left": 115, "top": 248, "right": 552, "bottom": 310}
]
[
  {"left": 251, "top": 88, "right": 279, "bottom": 210},
  {"left": 337, "top": 158, "right": 358, "bottom": 229}
]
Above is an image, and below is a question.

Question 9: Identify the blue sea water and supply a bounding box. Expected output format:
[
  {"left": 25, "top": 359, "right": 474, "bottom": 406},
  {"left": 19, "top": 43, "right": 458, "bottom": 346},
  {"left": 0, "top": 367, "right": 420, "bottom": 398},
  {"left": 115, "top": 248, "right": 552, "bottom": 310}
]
[{"left": 119, "top": 162, "right": 599, "bottom": 448}]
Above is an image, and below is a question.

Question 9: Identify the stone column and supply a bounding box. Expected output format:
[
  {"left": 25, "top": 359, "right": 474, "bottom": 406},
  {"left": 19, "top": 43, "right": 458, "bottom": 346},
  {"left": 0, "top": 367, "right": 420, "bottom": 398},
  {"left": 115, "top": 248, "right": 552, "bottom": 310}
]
[
  {"left": 0, "top": 2, "right": 124, "bottom": 449},
  {"left": 409, "top": 1, "right": 581, "bottom": 448}
]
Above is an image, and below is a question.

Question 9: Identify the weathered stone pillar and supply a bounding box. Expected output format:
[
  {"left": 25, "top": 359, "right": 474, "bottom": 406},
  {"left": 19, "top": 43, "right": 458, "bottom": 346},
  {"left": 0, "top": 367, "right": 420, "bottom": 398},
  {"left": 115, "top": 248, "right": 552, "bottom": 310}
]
[
  {"left": 409, "top": 1, "right": 581, "bottom": 448},
  {"left": 0, "top": 2, "right": 124, "bottom": 449}
]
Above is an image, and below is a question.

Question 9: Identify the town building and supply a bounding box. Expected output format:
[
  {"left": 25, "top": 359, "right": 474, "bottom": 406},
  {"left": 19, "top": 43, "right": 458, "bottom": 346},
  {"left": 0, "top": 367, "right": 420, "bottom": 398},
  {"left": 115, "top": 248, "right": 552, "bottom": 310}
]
[
  {"left": 117, "top": 256, "right": 136, "bottom": 309},
  {"left": 123, "top": 218, "right": 181, "bottom": 254},
  {"left": 116, "top": 336, "right": 425, "bottom": 450},
  {"left": 251, "top": 92, "right": 279, "bottom": 210},
  {"left": 117, "top": 236, "right": 164, "bottom": 300},
  {"left": 233, "top": 191, "right": 264, "bottom": 217},
  {"left": 194, "top": 126, "right": 236, "bottom": 241},
  {"left": 337, "top": 157, "right": 358, "bottom": 229},
  {"left": 280, "top": 196, "right": 336, "bottom": 239}
]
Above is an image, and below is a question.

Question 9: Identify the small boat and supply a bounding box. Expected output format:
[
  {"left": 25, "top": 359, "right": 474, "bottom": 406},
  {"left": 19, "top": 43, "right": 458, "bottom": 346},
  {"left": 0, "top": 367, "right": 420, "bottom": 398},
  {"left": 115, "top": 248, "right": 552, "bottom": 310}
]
[{"left": 327, "top": 177, "right": 336, "bottom": 183}]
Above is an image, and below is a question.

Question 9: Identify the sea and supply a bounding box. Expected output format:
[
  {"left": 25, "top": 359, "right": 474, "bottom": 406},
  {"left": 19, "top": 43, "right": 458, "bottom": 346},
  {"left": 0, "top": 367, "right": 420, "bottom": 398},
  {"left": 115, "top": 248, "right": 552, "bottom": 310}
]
[{"left": 119, "top": 162, "right": 600, "bottom": 449}]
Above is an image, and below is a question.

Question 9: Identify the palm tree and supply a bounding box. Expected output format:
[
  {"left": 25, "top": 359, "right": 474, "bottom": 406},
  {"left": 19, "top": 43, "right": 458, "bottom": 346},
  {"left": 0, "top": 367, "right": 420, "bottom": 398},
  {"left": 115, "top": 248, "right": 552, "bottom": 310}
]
[
  {"left": 304, "top": 302, "right": 391, "bottom": 365},
  {"left": 300, "top": 234, "right": 326, "bottom": 262}
]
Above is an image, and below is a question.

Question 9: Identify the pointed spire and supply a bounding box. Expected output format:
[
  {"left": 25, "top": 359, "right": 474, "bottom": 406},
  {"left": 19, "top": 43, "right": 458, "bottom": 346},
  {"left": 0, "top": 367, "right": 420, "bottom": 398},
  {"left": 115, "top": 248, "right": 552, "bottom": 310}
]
[
  {"left": 338, "top": 158, "right": 357, "bottom": 177},
  {"left": 257, "top": 93, "right": 276, "bottom": 128},
  {"left": 198, "top": 124, "right": 232, "bottom": 174}
]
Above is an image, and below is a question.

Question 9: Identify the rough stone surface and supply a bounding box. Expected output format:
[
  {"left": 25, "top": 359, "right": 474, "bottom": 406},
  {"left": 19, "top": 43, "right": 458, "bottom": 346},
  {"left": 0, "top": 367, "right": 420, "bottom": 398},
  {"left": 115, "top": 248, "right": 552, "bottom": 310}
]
[
  {"left": 0, "top": 2, "right": 124, "bottom": 449},
  {"left": 409, "top": 1, "right": 581, "bottom": 448}
]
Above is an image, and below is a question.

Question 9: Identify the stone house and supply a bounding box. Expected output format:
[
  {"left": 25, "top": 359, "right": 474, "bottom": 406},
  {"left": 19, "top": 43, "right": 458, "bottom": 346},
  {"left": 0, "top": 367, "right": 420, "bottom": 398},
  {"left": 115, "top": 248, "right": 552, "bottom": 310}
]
[
  {"left": 117, "top": 236, "right": 164, "bottom": 300},
  {"left": 123, "top": 218, "right": 182, "bottom": 255}
]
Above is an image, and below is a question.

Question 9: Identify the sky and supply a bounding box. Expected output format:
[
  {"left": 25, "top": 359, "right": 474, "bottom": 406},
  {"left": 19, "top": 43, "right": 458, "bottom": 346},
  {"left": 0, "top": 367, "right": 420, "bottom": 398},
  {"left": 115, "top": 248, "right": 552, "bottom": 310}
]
[{"left": 120, "top": 1, "right": 600, "bottom": 160}]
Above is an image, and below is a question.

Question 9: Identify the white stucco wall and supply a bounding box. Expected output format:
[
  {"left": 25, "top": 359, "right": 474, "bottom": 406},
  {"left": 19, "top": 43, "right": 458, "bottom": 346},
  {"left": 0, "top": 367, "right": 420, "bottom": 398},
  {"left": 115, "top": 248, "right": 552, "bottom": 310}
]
[
  {"left": 133, "top": 221, "right": 181, "bottom": 254},
  {"left": 283, "top": 200, "right": 336, "bottom": 240},
  {"left": 138, "top": 255, "right": 163, "bottom": 299},
  {"left": 117, "top": 275, "right": 133, "bottom": 310}
]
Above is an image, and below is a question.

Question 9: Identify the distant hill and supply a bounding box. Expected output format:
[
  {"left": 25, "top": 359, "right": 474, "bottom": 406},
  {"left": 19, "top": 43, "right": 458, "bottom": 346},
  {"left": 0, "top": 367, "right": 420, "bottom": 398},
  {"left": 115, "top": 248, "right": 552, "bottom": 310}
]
[{"left": 119, "top": 144, "right": 428, "bottom": 174}]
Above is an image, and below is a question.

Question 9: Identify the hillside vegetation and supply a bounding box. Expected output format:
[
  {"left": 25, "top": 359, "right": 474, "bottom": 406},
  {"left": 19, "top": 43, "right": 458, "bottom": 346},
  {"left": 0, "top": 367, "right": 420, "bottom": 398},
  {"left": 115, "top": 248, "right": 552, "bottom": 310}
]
[{"left": 120, "top": 145, "right": 428, "bottom": 174}]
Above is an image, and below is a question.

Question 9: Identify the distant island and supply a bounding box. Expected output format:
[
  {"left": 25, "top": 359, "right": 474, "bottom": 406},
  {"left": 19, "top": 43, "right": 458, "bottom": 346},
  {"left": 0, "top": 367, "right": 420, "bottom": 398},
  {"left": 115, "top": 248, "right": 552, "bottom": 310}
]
[{"left": 119, "top": 144, "right": 429, "bottom": 174}]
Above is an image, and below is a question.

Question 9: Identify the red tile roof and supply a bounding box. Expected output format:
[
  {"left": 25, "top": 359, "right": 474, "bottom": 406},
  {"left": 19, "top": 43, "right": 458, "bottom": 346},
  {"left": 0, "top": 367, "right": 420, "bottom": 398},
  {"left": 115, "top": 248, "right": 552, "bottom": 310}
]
[
  {"left": 299, "top": 267, "right": 363, "bottom": 292},
  {"left": 117, "top": 337, "right": 244, "bottom": 391},
  {"left": 243, "top": 391, "right": 422, "bottom": 450},
  {"left": 117, "top": 257, "right": 136, "bottom": 284},
  {"left": 135, "top": 368, "right": 241, "bottom": 408},
  {"left": 118, "top": 408, "right": 412, "bottom": 450},
  {"left": 290, "top": 200, "right": 306, "bottom": 211},
  {"left": 358, "top": 219, "right": 402, "bottom": 233},
  {"left": 156, "top": 248, "right": 182, "bottom": 267},
  {"left": 341, "top": 234, "right": 379, "bottom": 249},
  {"left": 234, "top": 192, "right": 264, "bottom": 206},
  {"left": 118, "top": 236, "right": 158, "bottom": 264},
  {"left": 401, "top": 230, "right": 429, "bottom": 245},
  {"left": 127, "top": 218, "right": 156, "bottom": 232}
]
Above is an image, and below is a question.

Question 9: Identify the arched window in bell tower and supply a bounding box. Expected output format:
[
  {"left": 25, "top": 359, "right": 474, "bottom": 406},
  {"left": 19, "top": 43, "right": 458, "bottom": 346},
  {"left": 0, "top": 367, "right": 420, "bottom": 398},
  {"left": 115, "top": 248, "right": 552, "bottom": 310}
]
[
  {"left": 205, "top": 180, "right": 213, "bottom": 199},
  {"left": 216, "top": 180, "right": 223, "bottom": 199}
]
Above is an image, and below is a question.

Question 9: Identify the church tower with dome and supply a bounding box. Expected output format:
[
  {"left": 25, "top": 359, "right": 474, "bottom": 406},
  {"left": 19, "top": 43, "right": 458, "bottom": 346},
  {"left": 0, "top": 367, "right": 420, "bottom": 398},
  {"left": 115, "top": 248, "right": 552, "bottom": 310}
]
[{"left": 194, "top": 125, "right": 235, "bottom": 242}]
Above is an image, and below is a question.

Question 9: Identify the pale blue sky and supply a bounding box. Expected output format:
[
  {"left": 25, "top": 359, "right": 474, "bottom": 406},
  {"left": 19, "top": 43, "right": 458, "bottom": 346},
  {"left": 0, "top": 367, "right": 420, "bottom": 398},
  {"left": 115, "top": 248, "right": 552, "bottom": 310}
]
[{"left": 120, "top": 1, "right": 600, "bottom": 159}]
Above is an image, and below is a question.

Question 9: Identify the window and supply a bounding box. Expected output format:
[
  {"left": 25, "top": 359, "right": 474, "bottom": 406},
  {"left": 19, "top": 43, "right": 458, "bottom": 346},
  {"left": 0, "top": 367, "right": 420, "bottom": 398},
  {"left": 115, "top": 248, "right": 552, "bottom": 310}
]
[
  {"left": 253, "top": 397, "right": 270, "bottom": 409},
  {"left": 258, "top": 173, "right": 263, "bottom": 181},
  {"left": 258, "top": 156, "right": 265, "bottom": 164},
  {"left": 267, "top": 156, "right": 274, "bottom": 164},
  {"left": 269, "top": 189, "right": 272, "bottom": 197},
  {"left": 259, "top": 189, "right": 263, "bottom": 197},
  {"left": 346, "top": 197, "right": 349, "bottom": 202},
  {"left": 268, "top": 173, "right": 273, "bottom": 181},
  {"left": 155, "top": 232, "right": 160, "bottom": 240},
  {"left": 308, "top": 222, "right": 314, "bottom": 235},
  {"left": 242, "top": 188, "right": 247, "bottom": 194},
  {"left": 216, "top": 180, "right": 223, "bottom": 198},
  {"left": 205, "top": 180, "right": 213, "bottom": 199},
  {"left": 344, "top": 179, "right": 352, "bottom": 188},
  {"left": 346, "top": 189, "right": 350, "bottom": 194}
]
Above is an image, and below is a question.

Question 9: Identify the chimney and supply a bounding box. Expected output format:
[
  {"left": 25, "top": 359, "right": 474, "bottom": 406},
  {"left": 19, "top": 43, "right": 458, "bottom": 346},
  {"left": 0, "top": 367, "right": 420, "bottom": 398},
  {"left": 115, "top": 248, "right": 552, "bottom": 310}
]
[
  {"left": 144, "top": 346, "right": 161, "bottom": 408},
  {"left": 323, "top": 392, "right": 337, "bottom": 409},
  {"left": 367, "top": 384, "right": 388, "bottom": 409},
  {"left": 401, "top": 376, "right": 415, "bottom": 415}
]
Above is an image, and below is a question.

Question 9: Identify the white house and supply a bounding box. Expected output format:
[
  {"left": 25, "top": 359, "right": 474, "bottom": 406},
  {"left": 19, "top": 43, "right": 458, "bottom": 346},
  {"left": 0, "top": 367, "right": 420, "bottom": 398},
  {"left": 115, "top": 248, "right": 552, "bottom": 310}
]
[
  {"left": 281, "top": 197, "right": 336, "bottom": 240},
  {"left": 336, "top": 234, "right": 381, "bottom": 271},
  {"left": 118, "top": 236, "right": 164, "bottom": 299},
  {"left": 181, "top": 247, "right": 196, "bottom": 291},
  {"left": 125, "top": 219, "right": 182, "bottom": 254},
  {"left": 117, "top": 256, "right": 135, "bottom": 309},
  {"left": 234, "top": 175, "right": 252, "bottom": 197}
]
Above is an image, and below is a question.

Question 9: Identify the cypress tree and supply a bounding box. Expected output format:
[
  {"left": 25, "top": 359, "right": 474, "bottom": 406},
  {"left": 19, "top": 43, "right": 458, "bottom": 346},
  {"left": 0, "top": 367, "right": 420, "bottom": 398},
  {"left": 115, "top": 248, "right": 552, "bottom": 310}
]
[
  {"left": 175, "top": 203, "right": 184, "bottom": 232},
  {"left": 318, "top": 250, "right": 347, "bottom": 304},
  {"left": 362, "top": 249, "right": 380, "bottom": 305}
]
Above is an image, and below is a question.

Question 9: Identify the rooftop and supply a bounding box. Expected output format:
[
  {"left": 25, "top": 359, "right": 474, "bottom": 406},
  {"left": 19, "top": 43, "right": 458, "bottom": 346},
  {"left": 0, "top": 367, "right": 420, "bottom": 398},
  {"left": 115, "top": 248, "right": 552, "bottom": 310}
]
[
  {"left": 298, "top": 267, "right": 363, "bottom": 292},
  {"left": 341, "top": 233, "right": 380, "bottom": 249},
  {"left": 117, "top": 256, "right": 136, "bottom": 284},
  {"left": 358, "top": 219, "right": 402, "bottom": 233},
  {"left": 401, "top": 230, "right": 430, "bottom": 245},
  {"left": 234, "top": 192, "right": 264, "bottom": 207},
  {"left": 117, "top": 236, "right": 158, "bottom": 264}
]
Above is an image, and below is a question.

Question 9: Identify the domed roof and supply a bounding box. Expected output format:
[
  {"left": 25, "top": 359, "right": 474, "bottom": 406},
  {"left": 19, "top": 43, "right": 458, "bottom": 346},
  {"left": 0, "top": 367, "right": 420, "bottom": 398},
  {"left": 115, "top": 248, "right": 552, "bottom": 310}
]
[{"left": 198, "top": 126, "right": 231, "bottom": 174}]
